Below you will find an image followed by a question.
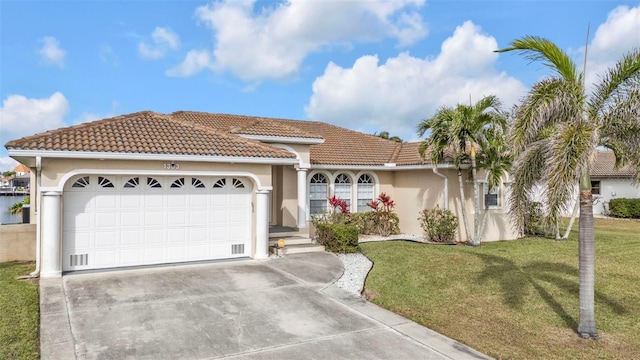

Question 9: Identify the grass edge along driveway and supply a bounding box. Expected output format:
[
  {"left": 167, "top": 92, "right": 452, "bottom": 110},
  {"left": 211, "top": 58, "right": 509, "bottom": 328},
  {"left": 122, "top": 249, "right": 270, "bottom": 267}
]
[
  {"left": 0, "top": 262, "right": 39, "bottom": 360},
  {"left": 361, "top": 218, "right": 640, "bottom": 360}
]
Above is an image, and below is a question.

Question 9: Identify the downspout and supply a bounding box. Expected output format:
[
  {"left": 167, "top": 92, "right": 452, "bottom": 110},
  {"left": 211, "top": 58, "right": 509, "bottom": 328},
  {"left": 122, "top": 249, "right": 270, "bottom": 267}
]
[
  {"left": 433, "top": 167, "right": 448, "bottom": 210},
  {"left": 29, "top": 156, "right": 42, "bottom": 278}
]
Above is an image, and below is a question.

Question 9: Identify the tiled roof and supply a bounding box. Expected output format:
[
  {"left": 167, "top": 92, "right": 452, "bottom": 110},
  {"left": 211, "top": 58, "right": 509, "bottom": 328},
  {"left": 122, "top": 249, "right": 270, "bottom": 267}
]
[
  {"left": 5, "top": 111, "right": 296, "bottom": 159},
  {"left": 394, "top": 143, "right": 457, "bottom": 166},
  {"left": 13, "top": 163, "right": 30, "bottom": 173},
  {"left": 592, "top": 151, "right": 637, "bottom": 178},
  {"left": 173, "top": 111, "right": 404, "bottom": 166},
  {"left": 172, "top": 111, "right": 323, "bottom": 139}
]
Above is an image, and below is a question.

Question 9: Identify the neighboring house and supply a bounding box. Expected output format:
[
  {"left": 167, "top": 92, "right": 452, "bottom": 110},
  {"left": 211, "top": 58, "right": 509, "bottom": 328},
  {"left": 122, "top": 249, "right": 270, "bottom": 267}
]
[
  {"left": 590, "top": 151, "right": 640, "bottom": 215},
  {"left": 5, "top": 111, "right": 518, "bottom": 277},
  {"left": 530, "top": 150, "right": 640, "bottom": 216}
]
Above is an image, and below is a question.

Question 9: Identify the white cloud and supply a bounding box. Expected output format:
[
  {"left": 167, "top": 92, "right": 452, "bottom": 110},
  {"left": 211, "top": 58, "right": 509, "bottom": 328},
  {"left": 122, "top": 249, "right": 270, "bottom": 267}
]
[
  {"left": 166, "top": 49, "right": 212, "bottom": 77},
  {"left": 581, "top": 5, "right": 640, "bottom": 90},
  {"left": 0, "top": 157, "right": 19, "bottom": 171},
  {"left": 0, "top": 92, "right": 69, "bottom": 146},
  {"left": 138, "top": 27, "right": 181, "bottom": 60},
  {"left": 38, "top": 36, "right": 66, "bottom": 68},
  {"left": 175, "top": 0, "right": 427, "bottom": 80},
  {"left": 305, "top": 21, "right": 527, "bottom": 141}
]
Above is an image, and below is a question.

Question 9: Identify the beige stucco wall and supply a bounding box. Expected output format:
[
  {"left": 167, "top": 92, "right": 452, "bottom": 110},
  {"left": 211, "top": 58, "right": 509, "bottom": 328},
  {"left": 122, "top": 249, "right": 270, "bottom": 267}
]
[{"left": 0, "top": 224, "right": 36, "bottom": 262}]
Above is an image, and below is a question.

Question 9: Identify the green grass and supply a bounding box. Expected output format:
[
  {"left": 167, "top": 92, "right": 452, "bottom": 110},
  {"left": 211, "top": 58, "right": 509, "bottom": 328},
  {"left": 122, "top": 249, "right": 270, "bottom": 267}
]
[
  {"left": 361, "top": 218, "right": 640, "bottom": 360},
  {"left": 0, "top": 262, "right": 39, "bottom": 360}
]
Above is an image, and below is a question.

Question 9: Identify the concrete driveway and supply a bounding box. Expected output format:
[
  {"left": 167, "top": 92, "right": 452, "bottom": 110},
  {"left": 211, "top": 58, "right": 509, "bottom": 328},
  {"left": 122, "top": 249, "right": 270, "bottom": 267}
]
[{"left": 40, "top": 252, "right": 491, "bottom": 359}]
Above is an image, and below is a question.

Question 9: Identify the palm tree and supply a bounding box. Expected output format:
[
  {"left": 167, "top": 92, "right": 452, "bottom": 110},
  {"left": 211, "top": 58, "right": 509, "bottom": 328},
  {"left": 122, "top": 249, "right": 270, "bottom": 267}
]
[
  {"left": 417, "top": 95, "right": 507, "bottom": 245},
  {"left": 496, "top": 37, "right": 640, "bottom": 339},
  {"left": 374, "top": 131, "right": 403, "bottom": 143}
]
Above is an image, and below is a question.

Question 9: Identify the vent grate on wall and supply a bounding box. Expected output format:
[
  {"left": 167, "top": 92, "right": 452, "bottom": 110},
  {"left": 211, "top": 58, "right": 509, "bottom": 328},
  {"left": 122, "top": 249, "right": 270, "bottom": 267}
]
[
  {"left": 231, "top": 244, "right": 245, "bottom": 255},
  {"left": 70, "top": 254, "right": 88, "bottom": 267}
]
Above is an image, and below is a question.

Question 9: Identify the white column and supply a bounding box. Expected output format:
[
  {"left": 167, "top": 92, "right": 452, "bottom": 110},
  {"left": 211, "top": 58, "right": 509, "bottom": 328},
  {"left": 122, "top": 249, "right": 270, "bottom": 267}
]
[
  {"left": 255, "top": 189, "right": 270, "bottom": 259},
  {"left": 41, "top": 191, "right": 62, "bottom": 278},
  {"left": 296, "top": 167, "right": 308, "bottom": 229}
]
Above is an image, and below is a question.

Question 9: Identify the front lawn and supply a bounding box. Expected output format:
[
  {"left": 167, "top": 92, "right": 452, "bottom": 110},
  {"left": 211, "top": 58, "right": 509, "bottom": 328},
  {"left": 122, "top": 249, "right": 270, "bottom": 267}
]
[
  {"left": 361, "top": 218, "right": 640, "bottom": 359},
  {"left": 0, "top": 262, "right": 39, "bottom": 360}
]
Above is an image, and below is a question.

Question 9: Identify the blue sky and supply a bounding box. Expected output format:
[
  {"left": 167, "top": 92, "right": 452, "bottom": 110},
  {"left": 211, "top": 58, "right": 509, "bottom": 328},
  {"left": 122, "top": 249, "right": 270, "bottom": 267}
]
[{"left": 1, "top": 0, "right": 639, "bottom": 171}]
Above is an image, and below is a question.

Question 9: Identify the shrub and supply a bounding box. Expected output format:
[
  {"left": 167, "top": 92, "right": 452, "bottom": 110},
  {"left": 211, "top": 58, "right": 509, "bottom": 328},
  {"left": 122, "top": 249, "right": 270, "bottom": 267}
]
[
  {"left": 316, "top": 223, "right": 359, "bottom": 253},
  {"left": 367, "top": 193, "right": 400, "bottom": 236},
  {"left": 348, "top": 212, "right": 376, "bottom": 234},
  {"left": 311, "top": 195, "right": 350, "bottom": 227},
  {"left": 418, "top": 206, "right": 459, "bottom": 243},
  {"left": 609, "top": 198, "right": 640, "bottom": 218},
  {"left": 523, "top": 200, "right": 547, "bottom": 236}
]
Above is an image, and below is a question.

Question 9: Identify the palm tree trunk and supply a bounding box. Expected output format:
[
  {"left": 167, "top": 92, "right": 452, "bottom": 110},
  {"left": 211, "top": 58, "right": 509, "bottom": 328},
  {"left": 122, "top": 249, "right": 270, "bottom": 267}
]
[
  {"left": 577, "top": 173, "right": 598, "bottom": 339},
  {"left": 457, "top": 169, "right": 472, "bottom": 242},
  {"left": 560, "top": 197, "right": 580, "bottom": 240},
  {"left": 470, "top": 150, "right": 481, "bottom": 246}
]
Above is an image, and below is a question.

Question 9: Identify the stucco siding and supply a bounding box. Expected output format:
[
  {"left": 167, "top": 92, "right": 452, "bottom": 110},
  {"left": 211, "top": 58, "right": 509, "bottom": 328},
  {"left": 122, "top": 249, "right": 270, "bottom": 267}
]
[{"left": 594, "top": 178, "right": 640, "bottom": 215}]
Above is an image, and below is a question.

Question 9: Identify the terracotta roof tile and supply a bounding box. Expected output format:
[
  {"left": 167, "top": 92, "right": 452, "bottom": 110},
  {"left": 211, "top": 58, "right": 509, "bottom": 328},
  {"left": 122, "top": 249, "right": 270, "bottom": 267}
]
[
  {"left": 592, "top": 151, "right": 637, "bottom": 178},
  {"left": 13, "top": 163, "right": 30, "bottom": 173},
  {"left": 5, "top": 111, "right": 296, "bottom": 159}
]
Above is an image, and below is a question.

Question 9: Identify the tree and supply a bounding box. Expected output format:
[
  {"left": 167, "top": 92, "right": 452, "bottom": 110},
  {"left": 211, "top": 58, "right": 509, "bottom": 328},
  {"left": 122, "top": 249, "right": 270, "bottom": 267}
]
[
  {"left": 417, "top": 95, "right": 507, "bottom": 245},
  {"left": 9, "top": 196, "right": 30, "bottom": 215},
  {"left": 374, "top": 131, "right": 403, "bottom": 143},
  {"left": 496, "top": 36, "right": 640, "bottom": 339},
  {"left": 2, "top": 171, "right": 15, "bottom": 178}
]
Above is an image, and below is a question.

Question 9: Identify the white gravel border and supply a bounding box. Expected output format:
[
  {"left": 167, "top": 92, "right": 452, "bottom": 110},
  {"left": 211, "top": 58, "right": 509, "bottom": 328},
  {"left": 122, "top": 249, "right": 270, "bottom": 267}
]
[{"left": 334, "top": 253, "right": 372, "bottom": 296}]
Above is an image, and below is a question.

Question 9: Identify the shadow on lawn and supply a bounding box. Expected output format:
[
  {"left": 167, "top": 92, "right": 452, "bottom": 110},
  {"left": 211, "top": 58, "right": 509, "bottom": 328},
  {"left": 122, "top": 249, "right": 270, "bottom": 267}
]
[{"left": 474, "top": 253, "right": 627, "bottom": 330}]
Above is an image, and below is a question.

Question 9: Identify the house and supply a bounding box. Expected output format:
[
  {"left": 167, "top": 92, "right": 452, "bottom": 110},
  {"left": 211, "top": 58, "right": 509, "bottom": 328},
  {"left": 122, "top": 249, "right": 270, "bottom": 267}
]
[
  {"left": 590, "top": 151, "right": 640, "bottom": 215},
  {"left": 10, "top": 163, "right": 31, "bottom": 189},
  {"left": 5, "top": 111, "right": 518, "bottom": 277}
]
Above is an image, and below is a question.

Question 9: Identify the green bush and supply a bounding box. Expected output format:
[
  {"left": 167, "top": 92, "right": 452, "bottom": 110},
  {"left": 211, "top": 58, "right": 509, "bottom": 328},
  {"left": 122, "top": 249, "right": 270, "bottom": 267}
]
[
  {"left": 348, "top": 212, "right": 375, "bottom": 234},
  {"left": 316, "top": 223, "right": 360, "bottom": 253},
  {"left": 418, "top": 206, "right": 459, "bottom": 243},
  {"left": 523, "top": 200, "right": 549, "bottom": 236},
  {"left": 609, "top": 198, "right": 640, "bottom": 218}
]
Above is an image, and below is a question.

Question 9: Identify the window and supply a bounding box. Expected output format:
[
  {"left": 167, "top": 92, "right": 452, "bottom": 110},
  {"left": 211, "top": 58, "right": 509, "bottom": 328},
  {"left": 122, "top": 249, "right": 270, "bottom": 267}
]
[
  {"left": 483, "top": 183, "right": 501, "bottom": 209},
  {"left": 334, "top": 173, "right": 352, "bottom": 209},
  {"left": 171, "top": 178, "right": 185, "bottom": 188},
  {"left": 72, "top": 176, "right": 90, "bottom": 188},
  {"left": 213, "top": 178, "right": 226, "bottom": 188},
  {"left": 591, "top": 181, "right": 601, "bottom": 195},
  {"left": 97, "top": 176, "right": 114, "bottom": 188},
  {"left": 309, "top": 173, "right": 328, "bottom": 214},
  {"left": 232, "top": 178, "right": 245, "bottom": 188},
  {"left": 357, "top": 174, "right": 374, "bottom": 212},
  {"left": 191, "top": 178, "right": 205, "bottom": 188},
  {"left": 124, "top": 177, "right": 139, "bottom": 188},
  {"left": 147, "top": 177, "right": 162, "bottom": 188}
]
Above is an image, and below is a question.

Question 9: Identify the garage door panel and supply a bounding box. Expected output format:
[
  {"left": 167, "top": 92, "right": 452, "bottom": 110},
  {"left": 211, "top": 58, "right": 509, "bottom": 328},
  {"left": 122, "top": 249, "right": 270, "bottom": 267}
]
[
  {"left": 94, "top": 250, "right": 117, "bottom": 267},
  {"left": 95, "top": 232, "right": 117, "bottom": 247},
  {"left": 95, "top": 194, "right": 117, "bottom": 209},
  {"left": 95, "top": 212, "right": 117, "bottom": 228},
  {"left": 168, "top": 211, "right": 187, "bottom": 226},
  {"left": 120, "top": 194, "right": 141, "bottom": 208},
  {"left": 63, "top": 175, "right": 252, "bottom": 271},
  {"left": 143, "top": 247, "right": 164, "bottom": 263},
  {"left": 120, "top": 248, "right": 142, "bottom": 265},
  {"left": 121, "top": 231, "right": 141, "bottom": 246},
  {"left": 121, "top": 212, "right": 141, "bottom": 227},
  {"left": 167, "top": 228, "right": 186, "bottom": 243},
  {"left": 144, "top": 212, "right": 164, "bottom": 226}
]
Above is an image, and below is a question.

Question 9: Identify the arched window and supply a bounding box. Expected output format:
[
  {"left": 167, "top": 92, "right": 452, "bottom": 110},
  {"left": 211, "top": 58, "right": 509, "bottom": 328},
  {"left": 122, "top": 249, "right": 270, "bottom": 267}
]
[
  {"left": 309, "top": 173, "right": 328, "bottom": 214},
  {"left": 357, "top": 174, "right": 374, "bottom": 212},
  {"left": 334, "top": 173, "right": 352, "bottom": 209}
]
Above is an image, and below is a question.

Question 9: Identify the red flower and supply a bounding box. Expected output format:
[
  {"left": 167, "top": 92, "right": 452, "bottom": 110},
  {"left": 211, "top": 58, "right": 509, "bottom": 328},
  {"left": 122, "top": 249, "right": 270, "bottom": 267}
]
[{"left": 367, "top": 200, "right": 379, "bottom": 210}]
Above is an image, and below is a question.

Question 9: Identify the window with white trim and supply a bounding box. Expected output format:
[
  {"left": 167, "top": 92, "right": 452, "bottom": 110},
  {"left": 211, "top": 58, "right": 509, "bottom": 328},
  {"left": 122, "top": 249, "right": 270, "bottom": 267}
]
[
  {"left": 334, "top": 173, "right": 352, "bottom": 209},
  {"left": 483, "top": 183, "right": 501, "bottom": 209},
  {"left": 357, "top": 174, "right": 374, "bottom": 212},
  {"left": 309, "top": 173, "right": 328, "bottom": 214}
]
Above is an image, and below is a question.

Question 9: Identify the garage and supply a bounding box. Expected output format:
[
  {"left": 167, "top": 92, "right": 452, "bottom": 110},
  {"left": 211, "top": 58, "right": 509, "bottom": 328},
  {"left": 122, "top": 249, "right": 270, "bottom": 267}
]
[{"left": 62, "top": 174, "right": 252, "bottom": 271}]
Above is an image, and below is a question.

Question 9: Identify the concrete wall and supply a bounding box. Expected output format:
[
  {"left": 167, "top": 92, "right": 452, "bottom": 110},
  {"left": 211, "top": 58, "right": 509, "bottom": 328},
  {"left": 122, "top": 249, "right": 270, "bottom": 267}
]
[{"left": 0, "top": 223, "right": 36, "bottom": 262}]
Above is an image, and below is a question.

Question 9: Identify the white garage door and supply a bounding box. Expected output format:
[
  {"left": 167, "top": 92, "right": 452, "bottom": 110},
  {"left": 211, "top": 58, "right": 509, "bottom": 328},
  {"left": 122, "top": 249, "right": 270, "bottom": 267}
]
[{"left": 62, "top": 175, "right": 251, "bottom": 271}]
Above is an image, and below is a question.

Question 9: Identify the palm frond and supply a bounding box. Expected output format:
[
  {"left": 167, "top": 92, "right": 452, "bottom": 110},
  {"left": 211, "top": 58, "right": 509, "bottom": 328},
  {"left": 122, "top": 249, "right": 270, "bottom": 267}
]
[
  {"left": 507, "top": 139, "right": 547, "bottom": 233},
  {"left": 589, "top": 48, "right": 640, "bottom": 120},
  {"left": 495, "top": 35, "right": 579, "bottom": 82}
]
